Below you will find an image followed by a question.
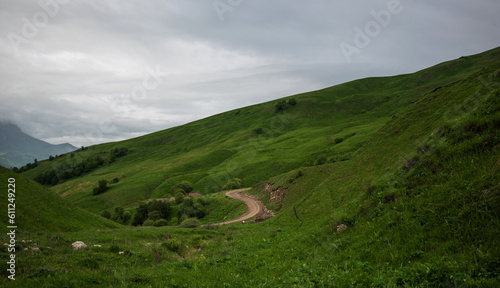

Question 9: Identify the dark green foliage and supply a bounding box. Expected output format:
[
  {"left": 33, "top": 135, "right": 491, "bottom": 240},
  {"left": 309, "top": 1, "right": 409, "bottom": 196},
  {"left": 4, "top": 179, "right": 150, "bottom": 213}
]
[
  {"left": 180, "top": 218, "right": 201, "bottom": 228},
  {"left": 148, "top": 211, "right": 162, "bottom": 221},
  {"left": 32, "top": 148, "right": 127, "bottom": 186},
  {"left": 92, "top": 179, "right": 110, "bottom": 195},
  {"left": 109, "top": 147, "right": 128, "bottom": 163},
  {"left": 110, "top": 207, "right": 125, "bottom": 223},
  {"left": 153, "top": 219, "right": 168, "bottom": 227},
  {"left": 315, "top": 154, "right": 327, "bottom": 165},
  {"left": 171, "top": 181, "right": 193, "bottom": 194},
  {"left": 334, "top": 137, "right": 344, "bottom": 144},
  {"left": 13, "top": 159, "right": 38, "bottom": 173},
  {"left": 165, "top": 238, "right": 182, "bottom": 252},
  {"left": 132, "top": 203, "right": 148, "bottom": 226},
  {"left": 288, "top": 98, "right": 297, "bottom": 106},
  {"left": 100, "top": 210, "right": 111, "bottom": 219},
  {"left": 178, "top": 198, "right": 207, "bottom": 219},
  {"left": 222, "top": 178, "right": 242, "bottom": 190},
  {"left": 148, "top": 200, "right": 171, "bottom": 220},
  {"left": 274, "top": 100, "right": 288, "bottom": 113}
]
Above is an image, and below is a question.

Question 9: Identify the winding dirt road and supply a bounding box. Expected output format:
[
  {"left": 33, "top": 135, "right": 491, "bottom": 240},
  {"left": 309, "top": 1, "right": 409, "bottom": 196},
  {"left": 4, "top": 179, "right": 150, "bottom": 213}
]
[{"left": 213, "top": 188, "right": 272, "bottom": 225}]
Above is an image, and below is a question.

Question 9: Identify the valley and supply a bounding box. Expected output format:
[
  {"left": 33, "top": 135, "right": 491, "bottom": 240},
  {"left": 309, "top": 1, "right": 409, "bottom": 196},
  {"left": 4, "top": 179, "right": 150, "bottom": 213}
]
[{"left": 0, "top": 47, "right": 499, "bottom": 287}]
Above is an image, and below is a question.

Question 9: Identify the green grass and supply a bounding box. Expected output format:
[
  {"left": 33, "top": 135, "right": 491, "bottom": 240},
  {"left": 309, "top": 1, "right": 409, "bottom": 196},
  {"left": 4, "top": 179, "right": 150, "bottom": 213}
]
[{"left": 1, "top": 46, "right": 499, "bottom": 287}]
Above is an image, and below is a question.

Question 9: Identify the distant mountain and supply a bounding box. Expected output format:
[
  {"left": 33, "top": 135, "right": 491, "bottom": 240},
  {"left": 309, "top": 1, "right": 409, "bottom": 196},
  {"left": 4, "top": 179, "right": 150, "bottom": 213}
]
[{"left": 0, "top": 122, "right": 77, "bottom": 168}]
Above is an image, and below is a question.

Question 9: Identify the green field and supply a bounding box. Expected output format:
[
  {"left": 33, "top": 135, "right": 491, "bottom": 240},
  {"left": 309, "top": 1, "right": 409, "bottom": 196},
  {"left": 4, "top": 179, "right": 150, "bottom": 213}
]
[{"left": 1, "top": 47, "right": 499, "bottom": 287}]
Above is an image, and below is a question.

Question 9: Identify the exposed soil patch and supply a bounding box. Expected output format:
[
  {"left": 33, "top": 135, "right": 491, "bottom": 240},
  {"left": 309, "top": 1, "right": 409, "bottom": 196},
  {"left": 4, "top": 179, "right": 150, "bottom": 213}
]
[{"left": 263, "top": 183, "right": 287, "bottom": 202}]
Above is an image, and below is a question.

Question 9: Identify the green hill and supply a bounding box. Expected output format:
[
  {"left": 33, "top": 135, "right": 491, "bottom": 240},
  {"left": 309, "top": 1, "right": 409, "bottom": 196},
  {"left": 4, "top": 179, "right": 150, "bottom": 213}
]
[
  {"left": 3, "top": 46, "right": 499, "bottom": 287},
  {"left": 0, "top": 166, "right": 119, "bottom": 234}
]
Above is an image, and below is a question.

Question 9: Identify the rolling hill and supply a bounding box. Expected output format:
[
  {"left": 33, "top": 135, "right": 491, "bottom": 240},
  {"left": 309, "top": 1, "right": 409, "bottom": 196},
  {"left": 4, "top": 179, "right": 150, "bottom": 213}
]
[{"left": 2, "top": 46, "right": 498, "bottom": 287}]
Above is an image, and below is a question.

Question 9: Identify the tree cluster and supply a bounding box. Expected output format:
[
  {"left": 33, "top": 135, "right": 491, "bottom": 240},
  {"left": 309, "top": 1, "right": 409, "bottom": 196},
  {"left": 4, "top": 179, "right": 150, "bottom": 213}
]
[
  {"left": 92, "top": 180, "right": 110, "bottom": 195},
  {"left": 34, "top": 155, "right": 105, "bottom": 185},
  {"left": 132, "top": 200, "right": 171, "bottom": 226},
  {"left": 32, "top": 147, "right": 128, "bottom": 186},
  {"left": 274, "top": 98, "right": 297, "bottom": 113},
  {"left": 12, "top": 159, "right": 38, "bottom": 173}
]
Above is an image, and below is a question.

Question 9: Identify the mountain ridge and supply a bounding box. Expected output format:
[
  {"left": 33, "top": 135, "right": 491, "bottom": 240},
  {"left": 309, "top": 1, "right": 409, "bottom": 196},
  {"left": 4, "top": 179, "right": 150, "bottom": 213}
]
[{"left": 0, "top": 122, "right": 77, "bottom": 168}]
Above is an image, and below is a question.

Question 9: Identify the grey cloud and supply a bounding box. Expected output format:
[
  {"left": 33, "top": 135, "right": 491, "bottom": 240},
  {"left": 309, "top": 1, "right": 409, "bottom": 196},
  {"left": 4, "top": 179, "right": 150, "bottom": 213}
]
[{"left": 1, "top": 0, "right": 499, "bottom": 147}]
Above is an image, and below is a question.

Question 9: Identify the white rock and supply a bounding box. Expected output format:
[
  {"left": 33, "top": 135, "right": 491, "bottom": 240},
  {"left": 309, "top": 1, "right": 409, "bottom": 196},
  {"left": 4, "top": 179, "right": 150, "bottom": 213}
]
[{"left": 72, "top": 241, "right": 87, "bottom": 250}]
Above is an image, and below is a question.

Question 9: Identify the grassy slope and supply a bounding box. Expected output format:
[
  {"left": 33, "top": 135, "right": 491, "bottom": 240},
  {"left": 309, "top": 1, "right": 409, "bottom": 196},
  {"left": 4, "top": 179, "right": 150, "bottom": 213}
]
[
  {"left": 0, "top": 166, "right": 120, "bottom": 235},
  {"left": 22, "top": 47, "right": 499, "bottom": 216},
  {"left": 4, "top": 47, "right": 499, "bottom": 287}
]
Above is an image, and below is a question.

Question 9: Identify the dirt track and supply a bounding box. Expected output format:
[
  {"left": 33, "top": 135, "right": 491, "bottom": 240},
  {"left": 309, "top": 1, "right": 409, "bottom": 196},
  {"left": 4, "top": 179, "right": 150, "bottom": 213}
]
[{"left": 213, "top": 188, "right": 272, "bottom": 225}]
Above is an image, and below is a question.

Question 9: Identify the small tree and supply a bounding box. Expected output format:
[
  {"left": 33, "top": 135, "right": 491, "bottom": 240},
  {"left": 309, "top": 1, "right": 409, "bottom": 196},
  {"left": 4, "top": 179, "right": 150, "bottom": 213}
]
[
  {"left": 171, "top": 181, "right": 193, "bottom": 194},
  {"left": 101, "top": 210, "right": 111, "bottom": 219},
  {"left": 222, "top": 178, "right": 242, "bottom": 190},
  {"left": 132, "top": 203, "right": 148, "bottom": 226},
  {"left": 275, "top": 100, "right": 288, "bottom": 113},
  {"left": 148, "top": 211, "right": 162, "bottom": 221}
]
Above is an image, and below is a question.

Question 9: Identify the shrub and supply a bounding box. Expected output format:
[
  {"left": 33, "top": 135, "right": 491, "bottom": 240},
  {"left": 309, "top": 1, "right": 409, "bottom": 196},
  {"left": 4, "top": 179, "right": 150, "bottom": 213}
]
[
  {"left": 168, "top": 217, "right": 179, "bottom": 226},
  {"left": 172, "top": 181, "right": 193, "bottom": 194},
  {"left": 154, "top": 219, "right": 169, "bottom": 227},
  {"left": 148, "top": 211, "right": 162, "bottom": 221},
  {"left": 92, "top": 179, "right": 110, "bottom": 195},
  {"left": 316, "top": 155, "right": 327, "bottom": 166},
  {"left": 132, "top": 203, "right": 148, "bottom": 226},
  {"left": 181, "top": 218, "right": 200, "bottom": 228},
  {"left": 101, "top": 210, "right": 111, "bottom": 219},
  {"left": 143, "top": 220, "right": 154, "bottom": 226},
  {"left": 165, "top": 238, "right": 182, "bottom": 252},
  {"left": 288, "top": 98, "right": 297, "bottom": 106},
  {"left": 275, "top": 100, "right": 288, "bottom": 113},
  {"left": 190, "top": 235, "right": 204, "bottom": 249},
  {"left": 222, "top": 178, "right": 242, "bottom": 190},
  {"left": 174, "top": 190, "right": 185, "bottom": 204}
]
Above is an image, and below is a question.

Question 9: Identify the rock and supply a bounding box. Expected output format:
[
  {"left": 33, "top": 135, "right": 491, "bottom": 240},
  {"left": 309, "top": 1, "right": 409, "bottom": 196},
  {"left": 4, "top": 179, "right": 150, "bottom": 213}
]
[
  {"left": 72, "top": 241, "right": 87, "bottom": 250},
  {"left": 336, "top": 224, "right": 348, "bottom": 232}
]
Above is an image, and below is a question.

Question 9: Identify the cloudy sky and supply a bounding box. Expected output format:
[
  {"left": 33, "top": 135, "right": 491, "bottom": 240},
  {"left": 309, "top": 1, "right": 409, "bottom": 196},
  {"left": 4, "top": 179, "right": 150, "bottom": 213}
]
[{"left": 1, "top": 0, "right": 499, "bottom": 147}]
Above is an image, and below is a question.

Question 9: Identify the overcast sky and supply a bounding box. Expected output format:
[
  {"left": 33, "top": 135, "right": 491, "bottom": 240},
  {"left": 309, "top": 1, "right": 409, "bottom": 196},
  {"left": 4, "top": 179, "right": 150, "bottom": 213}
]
[{"left": 1, "top": 0, "right": 499, "bottom": 147}]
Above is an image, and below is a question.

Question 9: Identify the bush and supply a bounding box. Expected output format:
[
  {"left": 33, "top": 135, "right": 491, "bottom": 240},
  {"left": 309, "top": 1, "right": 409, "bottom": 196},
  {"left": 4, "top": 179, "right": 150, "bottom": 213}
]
[
  {"left": 222, "top": 178, "right": 242, "bottom": 190},
  {"left": 92, "top": 179, "right": 110, "bottom": 196},
  {"left": 148, "top": 211, "right": 162, "bottom": 221},
  {"left": 142, "top": 220, "right": 154, "bottom": 226},
  {"left": 154, "top": 219, "right": 169, "bottom": 227},
  {"left": 174, "top": 190, "right": 186, "bottom": 204},
  {"left": 316, "top": 155, "right": 327, "bottom": 166},
  {"left": 101, "top": 210, "right": 111, "bottom": 219},
  {"left": 165, "top": 238, "right": 182, "bottom": 252},
  {"left": 275, "top": 100, "right": 288, "bottom": 113},
  {"left": 190, "top": 235, "right": 204, "bottom": 248},
  {"left": 171, "top": 181, "right": 193, "bottom": 194},
  {"left": 181, "top": 218, "right": 200, "bottom": 228},
  {"left": 168, "top": 217, "right": 179, "bottom": 226},
  {"left": 288, "top": 98, "right": 297, "bottom": 106}
]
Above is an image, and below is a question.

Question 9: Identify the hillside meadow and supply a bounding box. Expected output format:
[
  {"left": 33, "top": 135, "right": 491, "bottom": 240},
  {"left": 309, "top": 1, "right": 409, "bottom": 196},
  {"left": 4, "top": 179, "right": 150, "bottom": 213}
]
[{"left": 0, "top": 47, "right": 498, "bottom": 287}]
